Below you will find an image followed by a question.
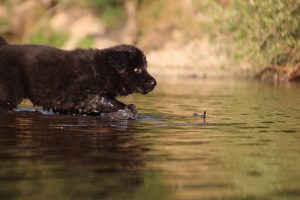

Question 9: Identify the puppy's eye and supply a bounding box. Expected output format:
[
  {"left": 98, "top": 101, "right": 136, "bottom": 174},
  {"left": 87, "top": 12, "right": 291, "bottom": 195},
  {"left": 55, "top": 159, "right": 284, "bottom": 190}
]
[{"left": 134, "top": 67, "right": 142, "bottom": 74}]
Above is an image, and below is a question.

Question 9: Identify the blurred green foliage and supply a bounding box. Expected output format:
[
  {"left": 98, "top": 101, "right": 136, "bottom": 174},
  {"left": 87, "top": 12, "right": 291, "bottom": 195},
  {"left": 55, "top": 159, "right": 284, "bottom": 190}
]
[
  {"left": 191, "top": 0, "right": 299, "bottom": 67},
  {"left": 76, "top": 37, "right": 95, "bottom": 48},
  {"left": 220, "top": 0, "right": 300, "bottom": 66},
  {"left": 88, "top": 0, "right": 125, "bottom": 27},
  {"left": 90, "top": 0, "right": 124, "bottom": 7},
  {"left": 29, "top": 31, "right": 69, "bottom": 47},
  {"left": 99, "top": 6, "right": 125, "bottom": 27},
  {"left": 0, "top": 17, "right": 9, "bottom": 29}
]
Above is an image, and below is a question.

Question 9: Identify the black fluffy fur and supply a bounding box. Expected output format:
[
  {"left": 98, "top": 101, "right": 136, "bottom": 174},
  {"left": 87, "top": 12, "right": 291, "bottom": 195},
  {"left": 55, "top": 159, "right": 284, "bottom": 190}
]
[{"left": 0, "top": 37, "right": 156, "bottom": 114}]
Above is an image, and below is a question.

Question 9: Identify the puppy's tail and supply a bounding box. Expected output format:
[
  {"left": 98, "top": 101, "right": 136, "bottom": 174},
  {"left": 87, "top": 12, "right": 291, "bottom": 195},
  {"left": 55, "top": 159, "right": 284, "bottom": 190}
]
[{"left": 0, "top": 36, "right": 8, "bottom": 46}]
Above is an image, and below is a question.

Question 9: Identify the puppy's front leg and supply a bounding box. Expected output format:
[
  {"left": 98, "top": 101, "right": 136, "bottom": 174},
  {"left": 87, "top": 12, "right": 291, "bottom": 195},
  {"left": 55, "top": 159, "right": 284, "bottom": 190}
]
[{"left": 77, "top": 94, "right": 136, "bottom": 115}]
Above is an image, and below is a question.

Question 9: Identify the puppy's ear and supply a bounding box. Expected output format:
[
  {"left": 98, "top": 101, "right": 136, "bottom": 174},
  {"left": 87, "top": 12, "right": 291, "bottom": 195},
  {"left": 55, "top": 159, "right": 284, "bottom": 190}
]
[
  {"left": 95, "top": 48, "right": 130, "bottom": 74},
  {"left": 111, "top": 52, "right": 129, "bottom": 74},
  {"left": 115, "top": 63, "right": 126, "bottom": 74}
]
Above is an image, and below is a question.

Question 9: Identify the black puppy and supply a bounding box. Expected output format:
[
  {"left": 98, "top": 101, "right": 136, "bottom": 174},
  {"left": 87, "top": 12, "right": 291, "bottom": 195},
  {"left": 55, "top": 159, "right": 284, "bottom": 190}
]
[{"left": 0, "top": 37, "right": 156, "bottom": 115}]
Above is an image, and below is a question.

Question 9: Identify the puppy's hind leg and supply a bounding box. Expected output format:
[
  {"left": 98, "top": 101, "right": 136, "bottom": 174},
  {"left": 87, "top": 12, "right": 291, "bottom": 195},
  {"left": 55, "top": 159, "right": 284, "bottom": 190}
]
[{"left": 0, "top": 84, "right": 17, "bottom": 112}]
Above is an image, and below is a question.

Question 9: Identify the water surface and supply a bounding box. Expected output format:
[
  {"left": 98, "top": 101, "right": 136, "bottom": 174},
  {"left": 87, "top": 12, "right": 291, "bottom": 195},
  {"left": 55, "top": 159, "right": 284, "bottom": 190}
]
[{"left": 0, "top": 79, "right": 299, "bottom": 200}]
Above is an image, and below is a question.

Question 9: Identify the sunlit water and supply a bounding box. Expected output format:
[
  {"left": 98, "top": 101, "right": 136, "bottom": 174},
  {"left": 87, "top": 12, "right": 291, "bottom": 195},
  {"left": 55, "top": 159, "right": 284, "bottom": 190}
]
[{"left": 0, "top": 79, "right": 299, "bottom": 200}]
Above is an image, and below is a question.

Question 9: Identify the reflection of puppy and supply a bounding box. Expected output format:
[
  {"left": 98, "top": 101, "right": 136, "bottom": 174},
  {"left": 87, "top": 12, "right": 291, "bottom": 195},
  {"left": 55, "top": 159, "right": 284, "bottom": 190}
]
[{"left": 0, "top": 37, "right": 156, "bottom": 115}]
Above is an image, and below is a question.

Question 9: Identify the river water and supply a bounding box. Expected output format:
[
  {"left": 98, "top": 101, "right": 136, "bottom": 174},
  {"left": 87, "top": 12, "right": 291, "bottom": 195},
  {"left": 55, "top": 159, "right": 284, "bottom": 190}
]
[{"left": 0, "top": 79, "right": 299, "bottom": 200}]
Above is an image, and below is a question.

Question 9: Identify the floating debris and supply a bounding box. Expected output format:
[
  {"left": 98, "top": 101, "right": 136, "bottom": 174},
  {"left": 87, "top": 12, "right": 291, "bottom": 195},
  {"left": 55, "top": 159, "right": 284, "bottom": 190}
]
[{"left": 193, "top": 110, "right": 206, "bottom": 122}]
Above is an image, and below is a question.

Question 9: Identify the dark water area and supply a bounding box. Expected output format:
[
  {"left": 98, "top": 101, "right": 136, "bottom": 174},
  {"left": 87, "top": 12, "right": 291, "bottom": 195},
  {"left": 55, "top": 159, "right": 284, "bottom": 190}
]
[{"left": 0, "top": 79, "right": 299, "bottom": 200}]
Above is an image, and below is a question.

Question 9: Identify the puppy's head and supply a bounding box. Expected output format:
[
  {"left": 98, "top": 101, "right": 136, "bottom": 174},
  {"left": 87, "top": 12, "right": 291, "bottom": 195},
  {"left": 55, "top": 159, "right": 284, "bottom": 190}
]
[{"left": 104, "top": 45, "right": 157, "bottom": 96}]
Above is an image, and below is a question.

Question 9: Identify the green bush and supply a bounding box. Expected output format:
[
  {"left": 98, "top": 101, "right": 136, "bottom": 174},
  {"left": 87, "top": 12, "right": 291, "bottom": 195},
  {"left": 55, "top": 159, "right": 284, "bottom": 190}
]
[{"left": 222, "top": 0, "right": 300, "bottom": 67}]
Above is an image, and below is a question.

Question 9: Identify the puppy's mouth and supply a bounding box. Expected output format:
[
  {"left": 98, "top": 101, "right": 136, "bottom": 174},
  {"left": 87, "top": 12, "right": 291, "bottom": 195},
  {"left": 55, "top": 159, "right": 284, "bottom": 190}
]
[
  {"left": 137, "top": 86, "right": 155, "bottom": 94},
  {"left": 141, "top": 89, "right": 152, "bottom": 94},
  {"left": 140, "top": 79, "right": 157, "bottom": 94}
]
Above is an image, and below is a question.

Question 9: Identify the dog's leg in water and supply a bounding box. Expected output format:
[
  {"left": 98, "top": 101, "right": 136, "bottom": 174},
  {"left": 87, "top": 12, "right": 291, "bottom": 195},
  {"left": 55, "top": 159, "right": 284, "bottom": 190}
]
[
  {"left": 83, "top": 95, "right": 137, "bottom": 120},
  {"left": 0, "top": 84, "right": 18, "bottom": 112},
  {"left": 80, "top": 94, "right": 136, "bottom": 114},
  {"left": 52, "top": 94, "right": 137, "bottom": 119}
]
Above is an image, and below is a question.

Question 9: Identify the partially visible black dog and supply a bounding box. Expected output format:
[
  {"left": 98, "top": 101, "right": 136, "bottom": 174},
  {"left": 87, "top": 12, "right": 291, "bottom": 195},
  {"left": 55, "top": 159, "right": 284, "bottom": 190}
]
[{"left": 0, "top": 37, "right": 156, "bottom": 116}]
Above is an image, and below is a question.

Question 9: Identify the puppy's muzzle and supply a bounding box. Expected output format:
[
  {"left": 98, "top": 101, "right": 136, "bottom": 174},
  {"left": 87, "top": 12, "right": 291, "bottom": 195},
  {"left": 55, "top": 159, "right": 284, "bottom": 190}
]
[{"left": 142, "top": 79, "right": 157, "bottom": 94}]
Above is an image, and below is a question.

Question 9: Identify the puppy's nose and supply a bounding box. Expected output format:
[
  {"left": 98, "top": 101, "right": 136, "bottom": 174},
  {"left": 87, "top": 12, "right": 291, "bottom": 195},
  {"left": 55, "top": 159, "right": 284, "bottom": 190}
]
[
  {"left": 146, "top": 79, "right": 157, "bottom": 89},
  {"left": 149, "top": 79, "right": 157, "bottom": 87}
]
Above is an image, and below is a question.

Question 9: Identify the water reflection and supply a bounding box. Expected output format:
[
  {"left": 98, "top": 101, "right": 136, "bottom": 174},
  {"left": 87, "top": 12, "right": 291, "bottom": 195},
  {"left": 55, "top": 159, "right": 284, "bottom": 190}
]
[
  {"left": 0, "top": 79, "right": 299, "bottom": 200},
  {"left": 0, "top": 113, "right": 148, "bottom": 199}
]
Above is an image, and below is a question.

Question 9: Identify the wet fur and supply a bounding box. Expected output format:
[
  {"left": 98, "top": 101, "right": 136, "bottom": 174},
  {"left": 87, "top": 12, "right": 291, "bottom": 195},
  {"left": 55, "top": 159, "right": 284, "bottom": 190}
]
[{"left": 0, "top": 37, "right": 156, "bottom": 114}]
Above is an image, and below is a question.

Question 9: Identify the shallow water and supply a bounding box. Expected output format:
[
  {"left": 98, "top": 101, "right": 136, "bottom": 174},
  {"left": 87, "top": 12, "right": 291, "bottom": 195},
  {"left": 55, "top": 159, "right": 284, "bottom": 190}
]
[{"left": 0, "top": 79, "right": 300, "bottom": 200}]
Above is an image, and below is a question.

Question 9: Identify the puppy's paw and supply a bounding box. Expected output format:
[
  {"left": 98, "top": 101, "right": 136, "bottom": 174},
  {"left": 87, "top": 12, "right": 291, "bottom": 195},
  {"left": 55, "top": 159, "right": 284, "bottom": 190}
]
[
  {"left": 124, "top": 104, "right": 137, "bottom": 114},
  {"left": 106, "top": 104, "right": 137, "bottom": 120}
]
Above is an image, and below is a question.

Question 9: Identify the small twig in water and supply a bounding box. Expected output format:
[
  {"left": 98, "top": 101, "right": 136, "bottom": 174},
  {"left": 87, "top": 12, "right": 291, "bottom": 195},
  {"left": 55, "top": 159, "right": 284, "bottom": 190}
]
[
  {"left": 193, "top": 110, "right": 207, "bottom": 123},
  {"left": 203, "top": 111, "right": 206, "bottom": 122}
]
